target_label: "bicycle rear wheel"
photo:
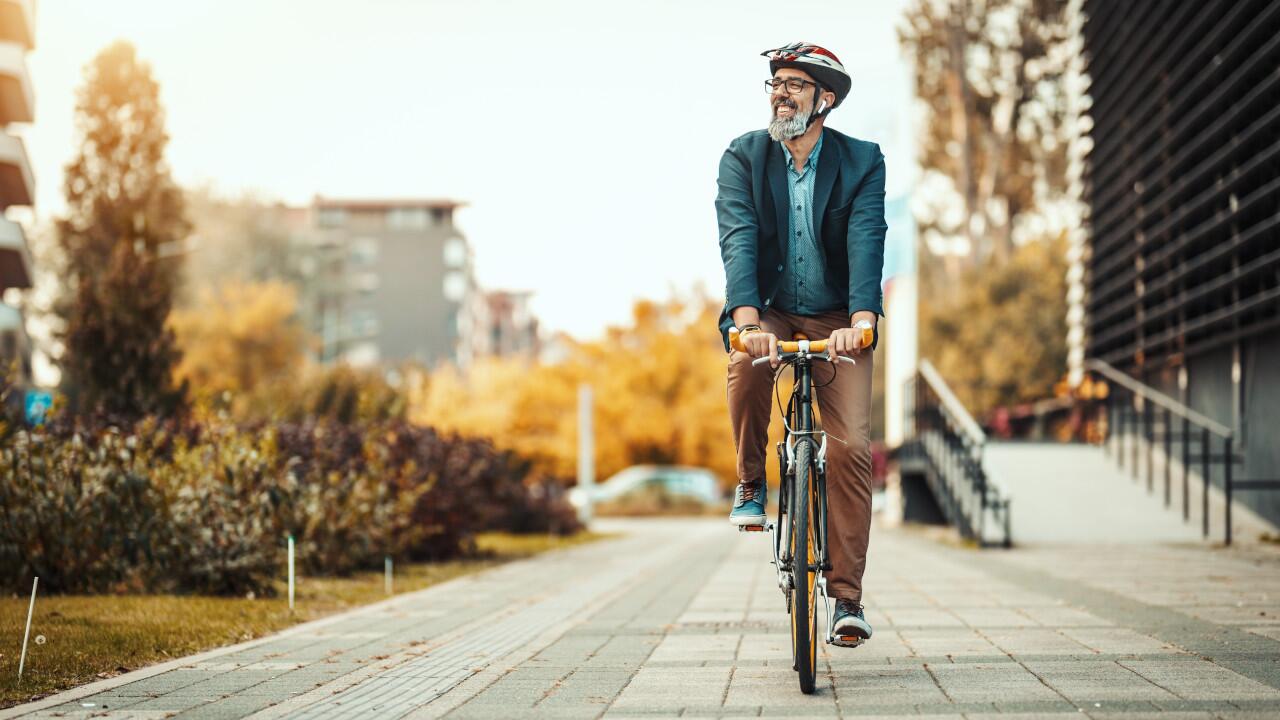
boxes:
[789,441,818,694]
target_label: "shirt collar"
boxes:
[781,131,823,176]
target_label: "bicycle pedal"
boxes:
[738,524,767,533]
[828,635,865,648]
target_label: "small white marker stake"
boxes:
[384,556,393,595]
[18,577,38,680]
[287,535,295,611]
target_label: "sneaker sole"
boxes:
[832,623,872,641]
[730,513,767,526]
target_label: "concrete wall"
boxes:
[371,227,459,366]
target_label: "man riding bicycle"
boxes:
[716,41,886,645]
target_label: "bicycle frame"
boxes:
[754,353,832,627]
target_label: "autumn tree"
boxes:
[900,0,1073,276]
[56,41,188,418]
[411,293,747,490]
[179,188,301,305]
[169,281,310,403]
[919,232,1068,416]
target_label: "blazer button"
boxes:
[764,299,771,306]
[776,264,784,271]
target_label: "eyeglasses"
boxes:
[765,77,820,95]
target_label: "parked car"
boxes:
[569,465,724,510]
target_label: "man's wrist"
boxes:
[850,310,877,323]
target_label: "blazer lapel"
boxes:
[766,141,790,258]
[812,129,840,240]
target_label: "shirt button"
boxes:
[796,231,801,237]
[796,205,802,210]
[798,257,804,262]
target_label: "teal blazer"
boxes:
[715,127,887,351]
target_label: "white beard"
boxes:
[768,101,813,142]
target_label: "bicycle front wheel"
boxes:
[789,441,818,694]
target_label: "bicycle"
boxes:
[728,324,873,694]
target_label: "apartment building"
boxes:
[0,0,34,383]
[293,197,476,368]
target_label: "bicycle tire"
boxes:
[790,441,817,694]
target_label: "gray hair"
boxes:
[768,98,814,142]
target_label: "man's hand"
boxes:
[828,311,877,359]
[741,329,780,368]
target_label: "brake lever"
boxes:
[752,352,800,368]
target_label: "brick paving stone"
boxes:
[1120,658,1280,701]
[1020,658,1178,702]
[925,661,1065,702]
[1059,627,1185,655]
[897,628,1001,657]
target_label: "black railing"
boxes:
[1087,358,1280,545]
[902,360,1012,548]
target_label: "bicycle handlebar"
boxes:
[729,326,873,357]
[752,353,856,367]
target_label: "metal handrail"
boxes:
[1085,358,1232,438]
[1084,359,1280,546]
[903,361,1012,547]
[919,360,987,449]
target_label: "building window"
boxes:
[318,208,347,228]
[350,309,379,337]
[343,341,379,367]
[349,237,378,267]
[387,208,430,230]
[443,237,467,268]
[353,271,380,294]
[443,271,468,302]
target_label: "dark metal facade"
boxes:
[1080,0,1280,369]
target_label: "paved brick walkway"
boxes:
[5,518,1280,719]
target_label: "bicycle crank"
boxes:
[816,575,865,648]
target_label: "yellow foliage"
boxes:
[410,294,784,490]
[169,281,311,401]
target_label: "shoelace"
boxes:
[733,481,761,506]
[837,601,864,617]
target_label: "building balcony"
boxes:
[0,130,32,209]
[0,0,33,50]
[0,216,30,291]
[0,40,32,124]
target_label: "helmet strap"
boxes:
[806,85,830,129]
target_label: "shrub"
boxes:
[0,424,171,593]
[0,414,579,595]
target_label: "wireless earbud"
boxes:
[818,100,828,113]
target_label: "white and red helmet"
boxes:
[762,42,852,109]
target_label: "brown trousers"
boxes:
[726,308,874,602]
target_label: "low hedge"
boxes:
[0,416,579,595]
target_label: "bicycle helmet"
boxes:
[762,42,852,111]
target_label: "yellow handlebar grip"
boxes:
[729,327,865,356]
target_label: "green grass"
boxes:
[0,531,608,709]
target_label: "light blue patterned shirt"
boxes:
[773,134,845,315]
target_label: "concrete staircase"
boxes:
[983,441,1205,545]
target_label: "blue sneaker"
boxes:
[729,479,767,525]
[831,599,872,647]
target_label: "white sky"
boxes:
[22,0,916,340]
